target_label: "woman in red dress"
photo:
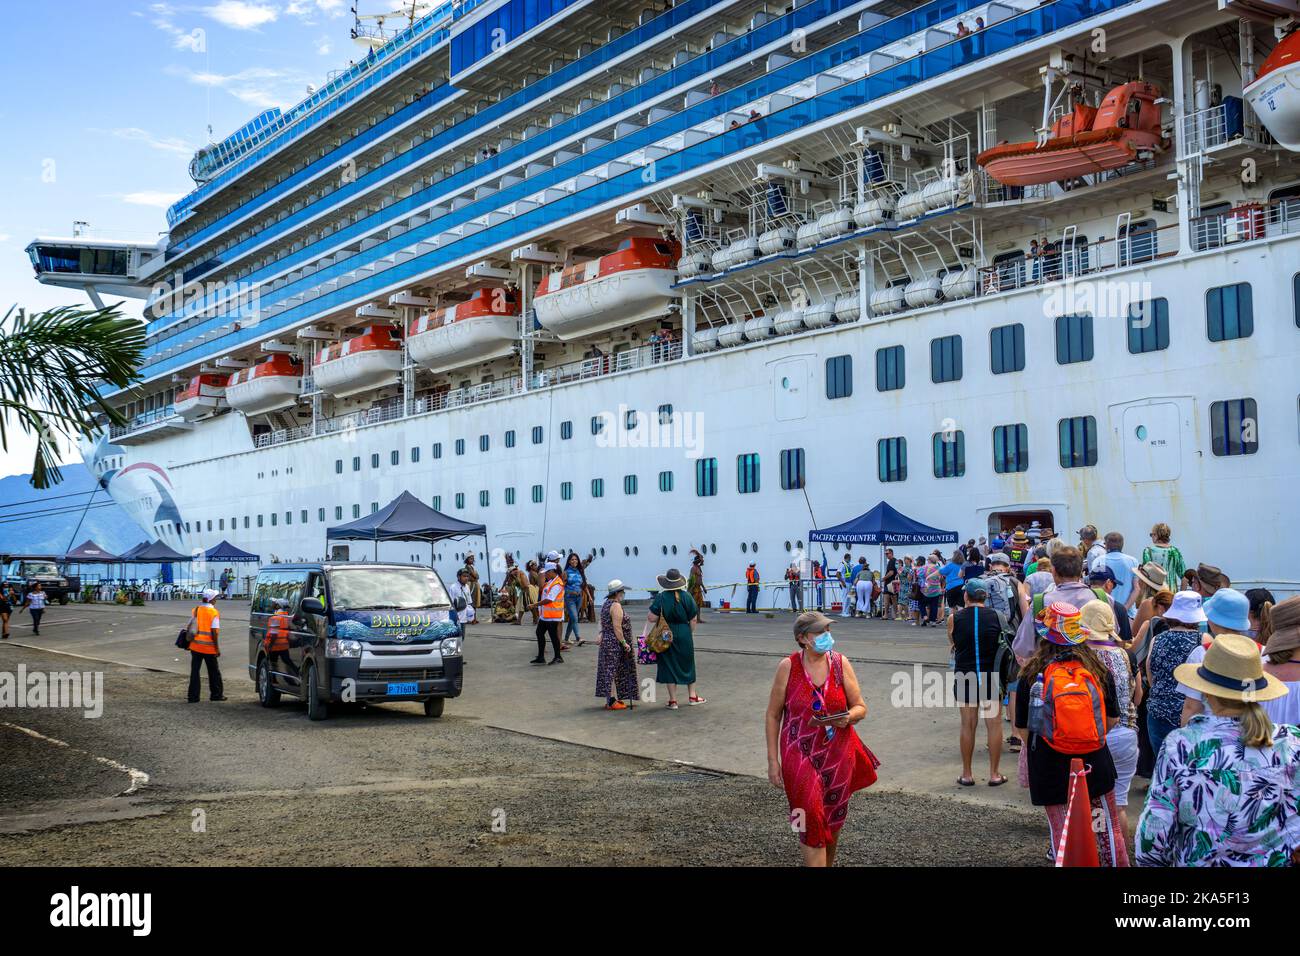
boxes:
[765,611,879,866]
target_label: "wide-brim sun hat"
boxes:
[1264,596,1300,657]
[1080,599,1118,639]
[1133,561,1168,591]
[1175,633,1288,703]
[1204,587,1251,633]
[657,568,687,591]
[1036,601,1089,646]
[606,579,626,596]
[1165,590,1207,625]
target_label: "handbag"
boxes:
[645,592,677,653]
[175,626,191,650]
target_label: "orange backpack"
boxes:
[1038,658,1106,754]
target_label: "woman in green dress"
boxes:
[643,569,704,710]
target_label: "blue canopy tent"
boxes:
[809,502,959,547]
[326,491,489,585]
[202,540,261,563]
[62,539,119,563]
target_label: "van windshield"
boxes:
[327,567,449,612]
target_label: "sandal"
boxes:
[957,776,975,787]
[688,696,707,705]
[1007,736,1023,753]
[988,774,1008,787]
[666,700,679,710]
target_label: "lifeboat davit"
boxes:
[407,288,520,374]
[976,82,1165,186]
[313,325,403,399]
[225,354,303,416]
[533,237,680,340]
[1244,30,1300,150]
[175,374,227,421]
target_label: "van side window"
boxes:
[253,575,276,614]
[302,573,325,613]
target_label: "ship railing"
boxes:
[530,340,684,389]
[976,222,1179,296]
[110,404,178,439]
[1179,102,1271,158]
[1190,197,1300,253]
[255,424,312,448]
[313,398,407,437]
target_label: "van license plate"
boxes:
[387,681,419,696]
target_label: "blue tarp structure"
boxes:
[327,491,486,543]
[202,540,261,563]
[808,501,958,546]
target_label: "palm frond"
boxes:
[0,302,145,488]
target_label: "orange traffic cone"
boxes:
[1055,757,1100,867]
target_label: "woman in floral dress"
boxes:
[1137,633,1299,866]
[595,580,638,710]
[765,611,879,867]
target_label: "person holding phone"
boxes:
[764,611,878,867]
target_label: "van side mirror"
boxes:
[301,597,326,616]
[453,596,467,612]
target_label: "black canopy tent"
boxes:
[326,491,490,586]
[61,539,120,563]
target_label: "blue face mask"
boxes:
[812,632,835,654]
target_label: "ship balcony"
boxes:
[1191,196,1300,253]
[108,406,194,444]
[1179,102,1275,161]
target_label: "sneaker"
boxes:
[548,656,564,665]
[211,696,228,702]
[530,656,546,665]
[604,701,628,711]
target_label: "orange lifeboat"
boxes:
[225,354,303,416]
[174,373,227,421]
[977,82,1166,186]
[407,287,520,373]
[1244,29,1300,150]
[533,236,679,340]
[312,325,403,399]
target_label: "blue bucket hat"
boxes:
[1203,587,1250,633]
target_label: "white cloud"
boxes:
[167,64,315,111]
[120,191,187,209]
[203,1,278,30]
[102,127,196,157]
[0,234,11,244]
[316,35,332,56]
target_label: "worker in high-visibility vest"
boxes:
[186,588,226,703]
[530,561,565,665]
[263,597,297,679]
[745,563,761,614]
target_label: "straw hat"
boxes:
[1080,600,1118,639]
[1174,633,1288,703]
[1133,561,1168,592]
[1264,596,1300,658]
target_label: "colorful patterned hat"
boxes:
[1036,601,1090,646]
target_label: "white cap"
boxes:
[545,550,561,562]
[544,561,558,571]
[606,579,626,595]
[202,588,219,601]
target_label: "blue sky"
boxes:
[0,0,384,479]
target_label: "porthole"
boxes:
[662,545,668,555]
[671,545,677,555]
[752,541,758,552]
[633,546,639,556]
[624,547,630,557]
[710,543,716,554]
[1135,424,1148,441]
[600,548,606,557]
[785,540,792,551]
[741,542,748,553]
[796,540,803,550]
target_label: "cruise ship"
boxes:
[25,0,1300,597]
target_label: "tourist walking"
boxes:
[1081,600,1141,835]
[1140,522,1185,586]
[764,611,879,866]
[1136,634,1299,866]
[1011,546,1101,659]
[881,549,899,620]
[0,585,12,640]
[940,550,964,623]
[1093,532,1140,613]
[21,583,48,636]
[1078,524,1106,569]
[1144,591,1206,760]
[1261,597,1300,727]
[595,580,638,710]
[920,555,944,626]
[854,560,872,619]
[562,551,589,648]
[1014,602,1129,866]
[948,579,1006,786]
[644,569,703,708]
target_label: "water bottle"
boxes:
[1028,673,1046,737]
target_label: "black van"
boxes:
[247,563,464,720]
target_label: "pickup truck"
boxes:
[2,558,77,605]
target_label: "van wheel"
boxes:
[256,658,280,708]
[305,663,328,721]
[58,595,69,606]
[423,697,445,718]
